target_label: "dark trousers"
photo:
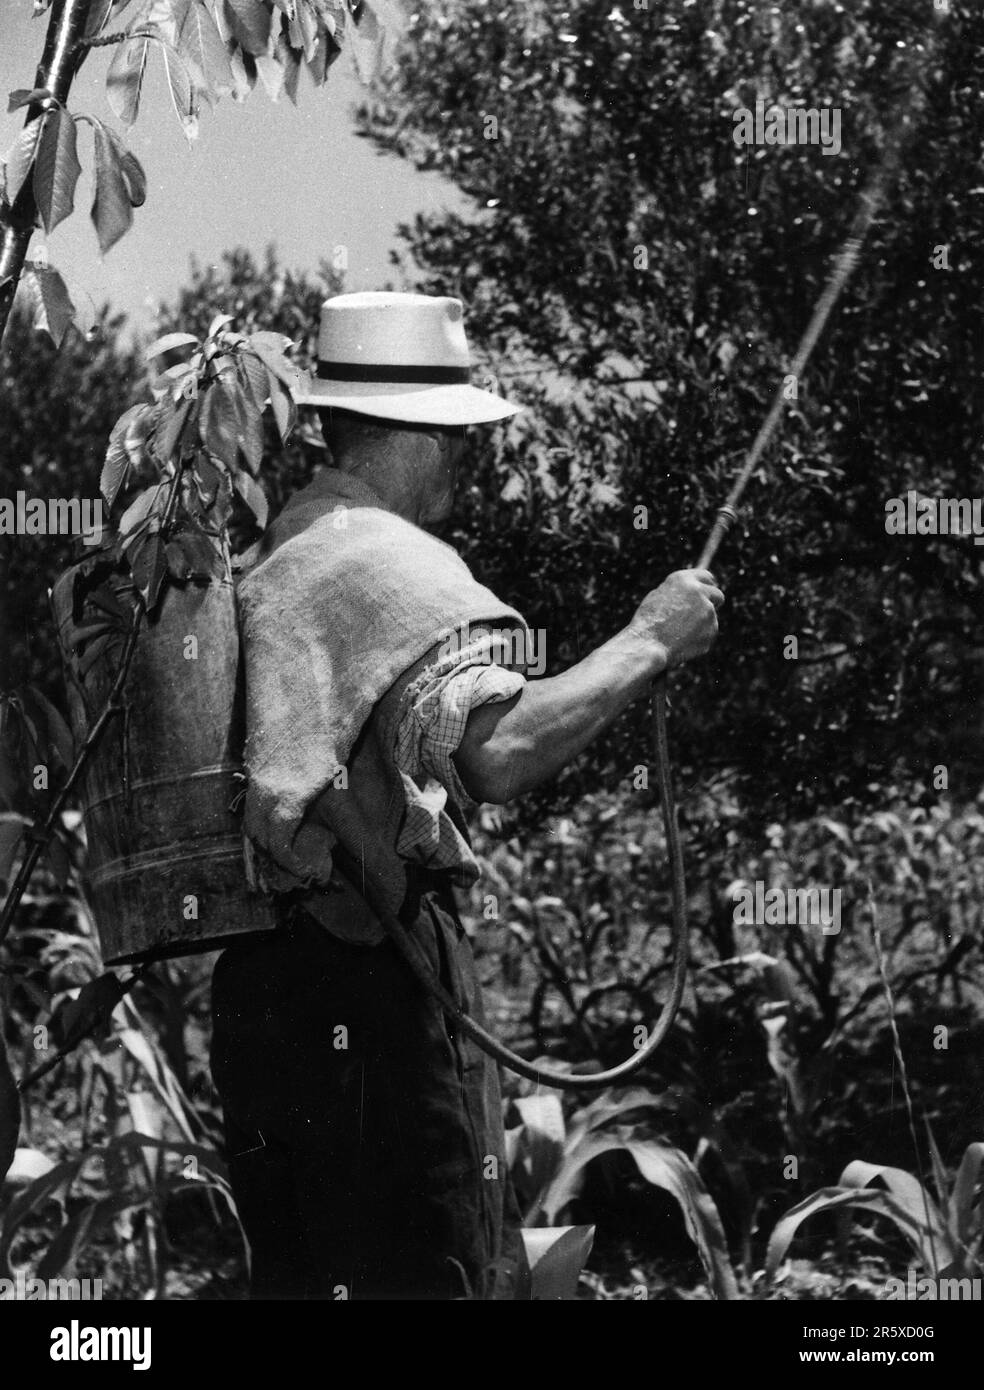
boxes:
[210,873,517,1300]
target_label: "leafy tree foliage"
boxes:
[1,0,394,344]
[153,245,342,516]
[0,306,141,698]
[356,0,984,815]
[0,247,337,708]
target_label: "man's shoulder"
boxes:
[240,502,464,597]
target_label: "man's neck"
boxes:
[333,450,425,526]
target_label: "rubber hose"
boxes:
[377,675,688,1091]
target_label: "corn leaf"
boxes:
[0,1154,85,1274]
[951,1143,984,1249]
[49,974,125,1054]
[520,1225,595,1301]
[4,1146,56,1187]
[840,1159,950,1256]
[767,1185,949,1280]
[625,1140,740,1300]
[0,812,30,881]
[0,1033,20,1185]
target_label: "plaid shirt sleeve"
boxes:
[393,632,526,874]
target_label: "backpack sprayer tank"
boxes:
[51,564,276,966]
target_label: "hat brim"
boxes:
[292,377,522,426]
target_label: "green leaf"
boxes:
[267,371,296,443]
[184,529,224,577]
[44,833,71,890]
[166,530,222,580]
[535,1131,621,1225]
[230,376,263,471]
[129,531,168,611]
[118,141,147,206]
[22,687,74,771]
[68,619,116,647]
[247,329,295,376]
[115,1028,196,1140]
[766,1186,949,1281]
[118,483,165,541]
[0,1034,22,1185]
[207,311,236,338]
[306,30,340,86]
[565,1087,672,1149]
[89,587,131,623]
[924,1121,951,1228]
[839,1159,949,1258]
[511,1094,566,1202]
[77,632,115,678]
[24,266,76,348]
[625,1141,739,1300]
[535,1131,738,1300]
[155,395,196,462]
[101,403,151,506]
[84,0,117,39]
[83,117,147,207]
[34,101,84,233]
[0,1155,86,1271]
[110,1130,231,1181]
[228,48,257,101]
[161,37,200,140]
[7,88,51,113]
[286,0,319,60]
[0,813,30,881]
[951,1143,984,1248]
[200,381,241,468]
[34,1193,137,1283]
[173,0,235,105]
[4,1147,56,1187]
[238,347,270,410]
[91,120,133,254]
[225,0,273,55]
[146,331,199,362]
[233,471,268,527]
[106,35,150,126]
[2,115,44,205]
[195,453,226,505]
[520,1226,594,1301]
[279,35,303,103]
[345,0,384,85]
[254,53,285,101]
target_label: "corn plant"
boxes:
[2,986,240,1297]
[504,1087,739,1300]
[767,889,983,1287]
[766,1143,984,1284]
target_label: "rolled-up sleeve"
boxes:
[393,634,527,872]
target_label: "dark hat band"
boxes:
[317,361,471,385]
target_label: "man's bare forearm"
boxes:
[453,627,668,804]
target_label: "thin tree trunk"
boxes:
[0,0,94,345]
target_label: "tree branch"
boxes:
[0,0,95,345]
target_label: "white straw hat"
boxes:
[293,291,521,425]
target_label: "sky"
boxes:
[1,0,465,336]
